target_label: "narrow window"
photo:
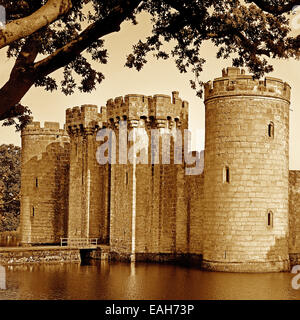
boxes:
[32,207,35,217]
[125,172,128,185]
[35,178,38,188]
[223,166,230,183]
[267,211,273,227]
[167,116,172,129]
[268,122,274,138]
[226,167,230,183]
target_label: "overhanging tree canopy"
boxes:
[0,0,299,129]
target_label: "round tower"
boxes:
[20,121,70,245]
[203,67,291,272]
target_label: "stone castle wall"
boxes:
[289,171,300,253]
[66,105,109,242]
[203,67,290,272]
[20,122,70,244]
[19,68,300,272]
[0,246,80,265]
[185,172,204,256]
[107,93,193,261]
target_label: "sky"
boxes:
[0,12,300,169]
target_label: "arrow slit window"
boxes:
[268,122,274,138]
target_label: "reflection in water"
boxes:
[0,261,299,300]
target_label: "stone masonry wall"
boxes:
[66,105,109,242]
[185,172,204,256]
[289,171,300,253]
[20,122,70,245]
[108,93,191,261]
[202,67,290,272]
[0,247,80,265]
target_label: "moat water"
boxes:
[0,260,300,300]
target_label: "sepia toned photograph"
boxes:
[1,0,300,307]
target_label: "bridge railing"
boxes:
[60,238,98,248]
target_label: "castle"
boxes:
[19,67,300,272]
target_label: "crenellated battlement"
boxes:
[66,104,105,134]
[21,120,68,137]
[64,92,189,132]
[106,91,188,125]
[204,67,291,103]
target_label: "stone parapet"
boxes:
[21,121,68,137]
[106,91,188,126]
[66,105,104,134]
[204,67,291,103]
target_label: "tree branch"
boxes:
[0,0,141,120]
[0,37,39,118]
[34,0,141,77]
[0,0,72,49]
[250,0,300,14]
